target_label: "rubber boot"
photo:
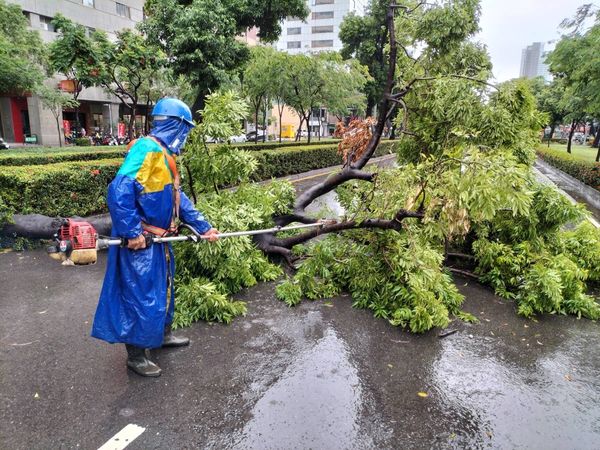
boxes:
[125,344,162,377]
[162,324,190,348]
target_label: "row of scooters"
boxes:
[64,132,132,146]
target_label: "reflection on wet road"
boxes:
[233,327,370,450]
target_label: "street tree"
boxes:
[48,14,101,132]
[318,52,371,121]
[0,0,45,95]
[339,0,389,116]
[529,77,568,147]
[37,85,79,147]
[243,46,275,144]
[281,54,325,143]
[547,4,600,151]
[94,29,165,138]
[142,0,308,118]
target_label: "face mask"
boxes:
[150,117,193,155]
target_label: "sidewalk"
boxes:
[534,158,600,227]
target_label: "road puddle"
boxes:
[233,328,369,450]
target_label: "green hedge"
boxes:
[252,140,397,180]
[0,140,340,165]
[0,148,127,166]
[236,138,340,151]
[537,148,600,191]
[0,141,398,217]
[0,159,122,216]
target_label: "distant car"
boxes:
[0,137,9,149]
[205,136,221,144]
[246,130,266,142]
[229,134,247,143]
[572,132,585,145]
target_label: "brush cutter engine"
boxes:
[47,219,99,265]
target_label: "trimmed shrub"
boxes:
[236,138,341,151]
[251,140,397,180]
[0,159,122,216]
[1,141,398,217]
[74,137,92,146]
[537,148,600,190]
[0,148,126,166]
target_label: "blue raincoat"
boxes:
[91,137,211,348]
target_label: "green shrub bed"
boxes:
[237,138,340,151]
[0,140,343,165]
[0,159,122,216]
[252,140,397,180]
[537,147,600,190]
[0,148,127,166]
[0,141,398,217]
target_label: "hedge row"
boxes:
[0,159,122,217]
[0,148,127,166]
[251,140,397,180]
[0,141,398,217]
[0,140,341,166]
[237,138,340,151]
[537,148,600,191]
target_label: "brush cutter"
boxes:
[46,218,333,265]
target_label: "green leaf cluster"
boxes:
[473,184,600,320]
[0,0,45,95]
[276,232,464,333]
[172,181,295,327]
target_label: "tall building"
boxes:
[519,42,550,80]
[275,0,361,54]
[1,0,144,145]
[272,0,363,138]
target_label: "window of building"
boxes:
[22,11,31,26]
[116,2,130,18]
[312,40,334,48]
[85,26,96,37]
[315,0,334,4]
[287,27,301,35]
[92,113,103,128]
[287,41,302,49]
[312,11,334,20]
[82,0,95,6]
[39,15,55,32]
[312,25,334,34]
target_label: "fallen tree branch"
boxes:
[274,209,425,249]
[447,267,480,280]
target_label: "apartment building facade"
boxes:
[275,0,360,54]
[1,0,144,145]
[272,0,361,138]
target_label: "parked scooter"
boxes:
[0,137,9,149]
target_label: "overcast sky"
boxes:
[477,0,586,81]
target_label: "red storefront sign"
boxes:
[63,120,71,137]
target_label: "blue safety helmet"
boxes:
[151,98,195,127]
[150,98,195,155]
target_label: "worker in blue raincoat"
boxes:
[91,98,219,377]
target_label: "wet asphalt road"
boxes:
[2,250,600,449]
[2,158,600,449]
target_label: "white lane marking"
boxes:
[98,424,145,450]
